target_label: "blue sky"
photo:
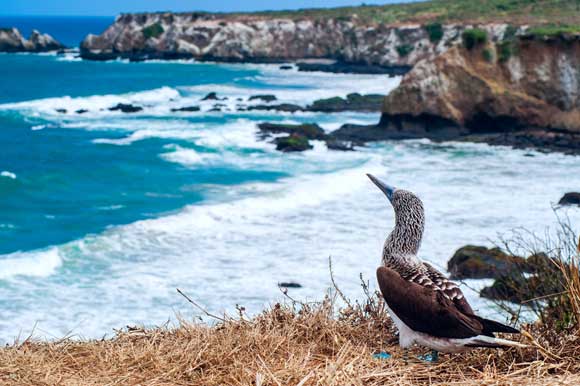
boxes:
[2,0,409,17]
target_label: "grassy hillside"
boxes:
[243,0,580,25]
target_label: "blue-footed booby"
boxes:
[367,174,525,360]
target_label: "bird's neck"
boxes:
[383,210,424,266]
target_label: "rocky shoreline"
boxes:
[4,12,580,155]
[0,27,64,52]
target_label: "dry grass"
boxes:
[2,287,580,386]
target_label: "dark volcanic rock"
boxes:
[248,103,304,113]
[558,192,580,206]
[297,61,411,75]
[447,245,526,280]
[171,106,201,112]
[329,124,391,143]
[278,282,302,288]
[479,250,562,304]
[258,122,325,140]
[249,94,277,102]
[307,93,384,113]
[279,65,293,70]
[201,92,222,101]
[480,275,529,303]
[481,272,563,304]
[326,139,355,151]
[275,134,312,152]
[109,103,143,113]
[75,109,88,114]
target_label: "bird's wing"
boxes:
[422,261,474,315]
[377,266,484,339]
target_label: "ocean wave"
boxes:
[0,62,396,124]
[0,171,16,179]
[93,128,199,146]
[0,86,180,116]
[160,145,216,166]
[1,142,580,341]
[0,248,62,279]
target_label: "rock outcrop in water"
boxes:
[378,33,580,152]
[0,28,64,52]
[80,13,512,72]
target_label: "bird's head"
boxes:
[367,173,425,257]
[366,174,424,216]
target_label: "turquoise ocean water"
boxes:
[0,48,579,342]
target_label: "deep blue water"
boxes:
[0,56,287,254]
[0,15,113,47]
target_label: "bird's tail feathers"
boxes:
[475,316,520,335]
[465,335,528,349]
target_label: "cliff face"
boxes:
[375,34,580,152]
[380,35,580,131]
[80,13,513,67]
[0,28,64,52]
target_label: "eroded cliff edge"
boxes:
[376,33,580,153]
[80,12,514,71]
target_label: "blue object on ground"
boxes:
[418,350,439,363]
[372,352,392,360]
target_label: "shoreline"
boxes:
[1,50,579,156]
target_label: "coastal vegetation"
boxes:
[424,22,444,43]
[527,24,580,37]
[142,22,164,39]
[246,0,580,25]
[462,28,488,50]
[395,44,414,57]
[496,40,514,62]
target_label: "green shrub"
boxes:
[142,23,164,39]
[462,28,488,50]
[424,22,444,43]
[503,24,518,40]
[482,48,494,62]
[527,24,580,37]
[497,41,513,62]
[396,44,414,57]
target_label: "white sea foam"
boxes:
[0,86,180,117]
[0,248,62,279]
[160,145,215,166]
[0,171,16,179]
[1,142,580,342]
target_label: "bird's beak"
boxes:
[367,174,396,202]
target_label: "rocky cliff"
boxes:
[377,33,580,151]
[0,28,64,52]
[80,13,515,70]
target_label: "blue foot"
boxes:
[372,351,392,360]
[417,350,439,363]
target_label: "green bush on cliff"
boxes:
[396,44,414,57]
[496,41,513,62]
[142,23,164,39]
[527,24,580,38]
[462,28,488,50]
[424,22,444,43]
[503,24,518,40]
[482,48,494,62]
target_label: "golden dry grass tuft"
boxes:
[2,288,580,386]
